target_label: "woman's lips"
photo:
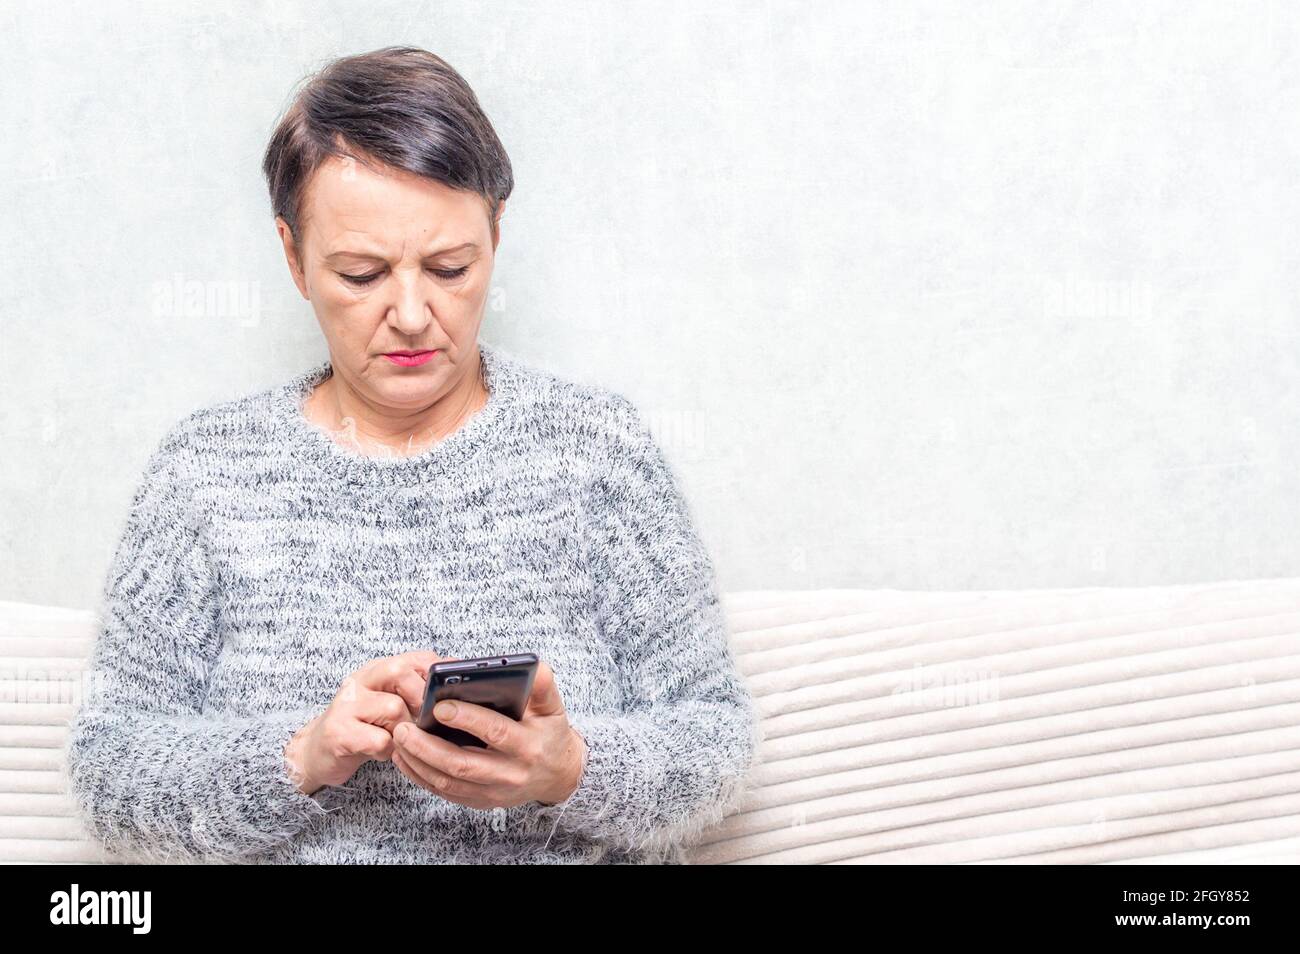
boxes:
[383,350,438,367]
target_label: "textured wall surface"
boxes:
[1,1,1296,609]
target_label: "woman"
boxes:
[63,46,760,865]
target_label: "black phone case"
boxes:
[415,653,539,748]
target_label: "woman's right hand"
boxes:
[284,651,446,796]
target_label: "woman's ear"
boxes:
[275,216,310,300]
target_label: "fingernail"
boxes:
[395,723,409,742]
[436,701,457,721]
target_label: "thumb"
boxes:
[526,660,567,717]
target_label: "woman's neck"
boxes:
[304,354,490,457]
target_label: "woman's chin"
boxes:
[366,372,448,408]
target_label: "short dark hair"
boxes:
[261,46,514,241]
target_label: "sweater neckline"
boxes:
[269,341,520,488]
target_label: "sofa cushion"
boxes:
[687,579,1300,863]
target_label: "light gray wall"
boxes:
[2,1,1297,610]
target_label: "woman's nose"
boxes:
[386,272,434,335]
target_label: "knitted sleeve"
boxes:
[61,421,357,863]
[529,395,762,858]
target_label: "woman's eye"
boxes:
[339,271,382,286]
[337,266,467,286]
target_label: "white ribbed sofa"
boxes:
[4,577,1299,864]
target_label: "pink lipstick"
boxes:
[383,350,438,367]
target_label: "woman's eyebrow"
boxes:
[324,242,478,261]
[423,241,478,256]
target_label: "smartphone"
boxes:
[416,653,539,748]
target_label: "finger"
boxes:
[349,719,396,762]
[355,652,449,695]
[524,660,566,718]
[431,699,526,755]
[392,748,494,805]
[398,650,453,672]
[391,652,456,717]
[348,688,412,733]
[390,668,432,718]
[394,749,501,810]
[392,722,513,786]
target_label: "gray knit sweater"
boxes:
[62,341,761,864]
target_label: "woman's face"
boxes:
[276,154,503,411]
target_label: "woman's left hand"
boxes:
[390,659,587,810]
